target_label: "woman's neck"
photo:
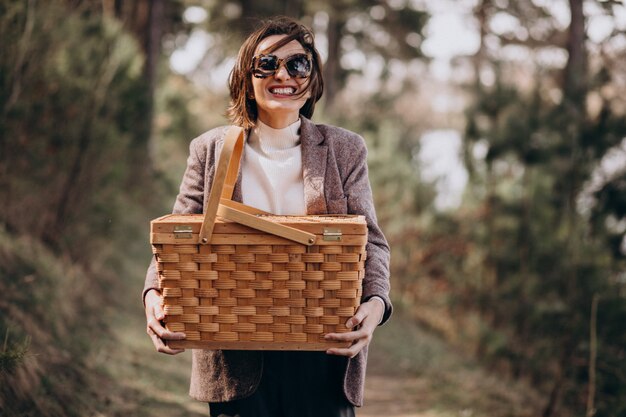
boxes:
[256,111,300,129]
[250,118,301,151]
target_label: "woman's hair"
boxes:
[227,16,324,129]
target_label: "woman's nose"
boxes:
[274,64,291,80]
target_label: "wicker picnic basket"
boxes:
[150,126,367,350]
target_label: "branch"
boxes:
[3,0,36,117]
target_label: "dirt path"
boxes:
[360,374,442,417]
[104,310,432,417]
[102,303,543,417]
[358,314,546,417]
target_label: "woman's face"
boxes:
[251,35,311,128]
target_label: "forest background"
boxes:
[1,0,625,416]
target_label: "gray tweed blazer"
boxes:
[143,116,392,407]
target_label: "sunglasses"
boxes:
[252,53,313,79]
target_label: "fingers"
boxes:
[344,310,365,329]
[324,327,371,345]
[147,326,186,355]
[324,327,373,358]
[145,290,164,319]
[325,327,370,358]
[145,292,186,355]
[146,318,186,355]
[147,318,186,341]
[344,299,383,330]
[153,302,165,321]
[326,337,369,358]
[324,302,382,358]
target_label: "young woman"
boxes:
[143,16,392,417]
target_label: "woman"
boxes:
[143,16,392,417]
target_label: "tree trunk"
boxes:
[564,0,586,105]
[324,11,342,110]
[542,373,564,417]
[473,0,490,91]
[141,0,163,153]
[110,0,164,171]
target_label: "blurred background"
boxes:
[1,0,626,416]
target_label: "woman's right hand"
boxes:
[145,289,186,355]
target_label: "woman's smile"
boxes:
[268,86,297,96]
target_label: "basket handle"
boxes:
[199,126,243,244]
[199,126,316,246]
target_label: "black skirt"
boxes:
[209,350,355,417]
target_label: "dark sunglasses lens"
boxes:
[285,55,311,78]
[252,54,312,78]
[256,55,279,72]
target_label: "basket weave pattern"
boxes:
[150,127,367,350]
[153,240,365,349]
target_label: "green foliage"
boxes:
[0,1,175,414]
[0,330,30,375]
[458,36,626,417]
[0,0,148,259]
[319,87,437,298]
[0,225,103,416]
[150,73,210,195]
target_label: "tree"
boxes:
[0,1,184,414]
[0,0,149,256]
[459,1,626,415]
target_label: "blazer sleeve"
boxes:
[341,135,393,325]
[142,136,208,304]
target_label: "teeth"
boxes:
[270,87,295,95]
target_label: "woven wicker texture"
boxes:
[150,128,367,350]
[152,238,365,350]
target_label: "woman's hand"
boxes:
[145,289,186,355]
[324,298,385,358]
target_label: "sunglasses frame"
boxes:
[251,52,313,79]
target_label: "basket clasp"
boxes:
[173,225,193,239]
[323,228,342,242]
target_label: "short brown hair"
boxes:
[227,17,324,129]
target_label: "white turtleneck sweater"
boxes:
[242,118,306,215]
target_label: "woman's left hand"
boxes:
[324,298,385,358]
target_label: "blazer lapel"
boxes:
[231,130,246,204]
[300,118,328,214]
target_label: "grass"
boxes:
[0,330,30,375]
[0,226,106,416]
[90,232,208,417]
[362,305,546,417]
[91,309,207,417]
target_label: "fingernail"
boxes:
[345,320,353,329]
